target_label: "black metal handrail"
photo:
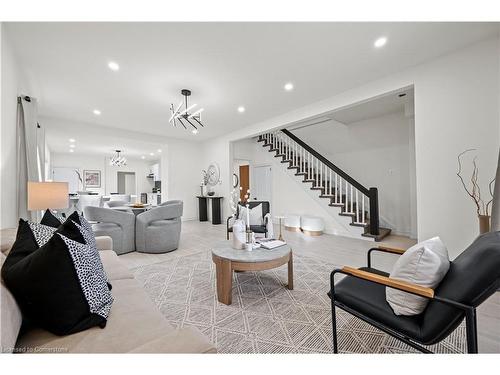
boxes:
[279,129,380,236]
[281,129,369,195]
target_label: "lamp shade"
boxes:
[27,182,69,210]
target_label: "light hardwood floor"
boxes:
[120,220,500,353]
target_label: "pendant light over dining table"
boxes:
[109,150,127,167]
[169,89,205,132]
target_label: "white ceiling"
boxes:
[43,116,165,160]
[6,22,499,145]
[330,87,414,124]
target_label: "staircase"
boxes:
[257,129,391,241]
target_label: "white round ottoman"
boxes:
[284,214,301,232]
[300,215,324,236]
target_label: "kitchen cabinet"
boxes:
[150,163,161,182]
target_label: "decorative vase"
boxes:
[201,185,208,196]
[478,215,491,234]
[232,219,246,250]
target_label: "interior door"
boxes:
[239,165,249,201]
[252,165,272,202]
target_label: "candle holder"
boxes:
[245,227,253,251]
[275,215,285,241]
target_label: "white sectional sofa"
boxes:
[0,229,216,353]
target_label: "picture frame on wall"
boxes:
[84,170,101,188]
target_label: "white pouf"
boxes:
[300,215,324,236]
[284,214,301,232]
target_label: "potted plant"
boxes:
[457,149,496,234]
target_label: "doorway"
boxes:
[252,165,272,202]
[239,165,249,201]
[117,172,136,195]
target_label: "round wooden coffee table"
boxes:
[211,241,293,305]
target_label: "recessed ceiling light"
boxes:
[192,129,198,134]
[69,144,76,148]
[284,82,294,91]
[149,152,154,156]
[108,61,120,71]
[374,37,387,48]
[141,155,145,159]
[157,149,162,153]
[237,106,245,113]
[93,109,101,115]
[69,138,76,143]
[69,149,74,153]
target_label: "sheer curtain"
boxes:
[491,150,500,231]
[17,96,43,221]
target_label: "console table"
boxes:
[197,196,223,224]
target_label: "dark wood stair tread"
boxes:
[350,222,369,228]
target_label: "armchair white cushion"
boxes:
[386,237,450,316]
[238,204,263,226]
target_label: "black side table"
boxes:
[197,196,223,225]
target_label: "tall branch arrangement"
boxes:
[457,149,495,216]
[75,170,83,188]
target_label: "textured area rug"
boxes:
[131,250,466,353]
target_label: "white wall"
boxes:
[0,24,38,229]
[201,139,232,220]
[293,112,416,237]
[161,140,204,221]
[201,36,500,259]
[50,152,154,198]
[412,39,498,258]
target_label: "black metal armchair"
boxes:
[226,201,270,240]
[329,231,500,353]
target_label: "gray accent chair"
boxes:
[135,201,183,254]
[77,195,102,213]
[105,200,130,209]
[83,206,136,255]
[159,200,182,207]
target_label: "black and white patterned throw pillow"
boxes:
[2,222,114,335]
[28,222,57,247]
[59,234,113,319]
[75,213,97,249]
[41,209,67,228]
[27,211,86,248]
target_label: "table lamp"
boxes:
[28,182,69,215]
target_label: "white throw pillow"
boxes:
[238,204,263,226]
[386,237,450,316]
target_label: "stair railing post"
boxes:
[368,187,380,236]
[315,158,318,186]
[286,136,289,160]
[307,152,312,180]
[302,147,304,173]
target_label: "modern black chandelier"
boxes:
[169,89,204,132]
